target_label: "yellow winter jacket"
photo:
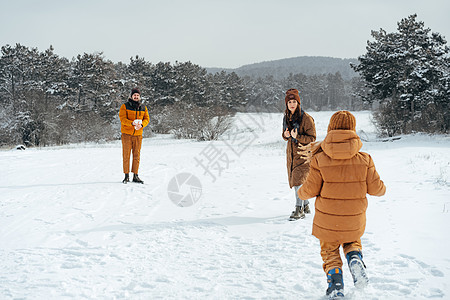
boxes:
[119,99,150,136]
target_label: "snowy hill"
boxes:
[206,56,358,80]
[1,111,449,299]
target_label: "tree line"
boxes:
[0,44,361,147]
[0,46,247,146]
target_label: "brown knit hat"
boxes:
[327,110,356,132]
[285,88,301,105]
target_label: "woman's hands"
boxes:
[284,128,298,139]
[291,128,298,139]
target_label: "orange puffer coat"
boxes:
[297,130,386,243]
[119,99,150,136]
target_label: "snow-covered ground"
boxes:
[1,111,449,299]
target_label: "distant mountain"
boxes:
[206,56,359,80]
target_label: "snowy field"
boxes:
[1,111,449,299]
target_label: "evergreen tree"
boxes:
[67,52,121,142]
[127,55,153,100]
[37,46,71,105]
[69,52,116,110]
[173,61,209,106]
[245,75,284,111]
[325,72,346,110]
[0,44,33,106]
[0,44,55,145]
[352,14,450,135]
[307,74,327,110]
[150,61,177,106]
[208,71,246,110]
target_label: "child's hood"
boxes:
[321,130,363,160]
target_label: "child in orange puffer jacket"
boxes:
[297,111,386,298]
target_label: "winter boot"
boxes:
[132,174,144,184]
[289,205,305,220]
[326,268,344,299]
[346,251,369,288]
[303,203,311,214]
[122,173,130,184]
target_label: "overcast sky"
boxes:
[1,0,449,68]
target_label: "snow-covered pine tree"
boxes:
[306,74,328,110]
[326,72,346,110]
[0,44,26,145]
[69,52,115,108]
[0,44,56,146]
[207,71,246,110]
[352,14,450,135]
[244,74,284,112]
[68,52,119,142]
[127,55,154,101]
[150,61,178,107]
[0,44,32,106]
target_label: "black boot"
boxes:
[326,268,344,298]
[133,174,144,184]
[122,173,129,184]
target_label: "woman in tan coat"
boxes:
[282,88,316,220]
[297,111,386,298]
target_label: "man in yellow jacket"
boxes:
[119,88,150,184]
